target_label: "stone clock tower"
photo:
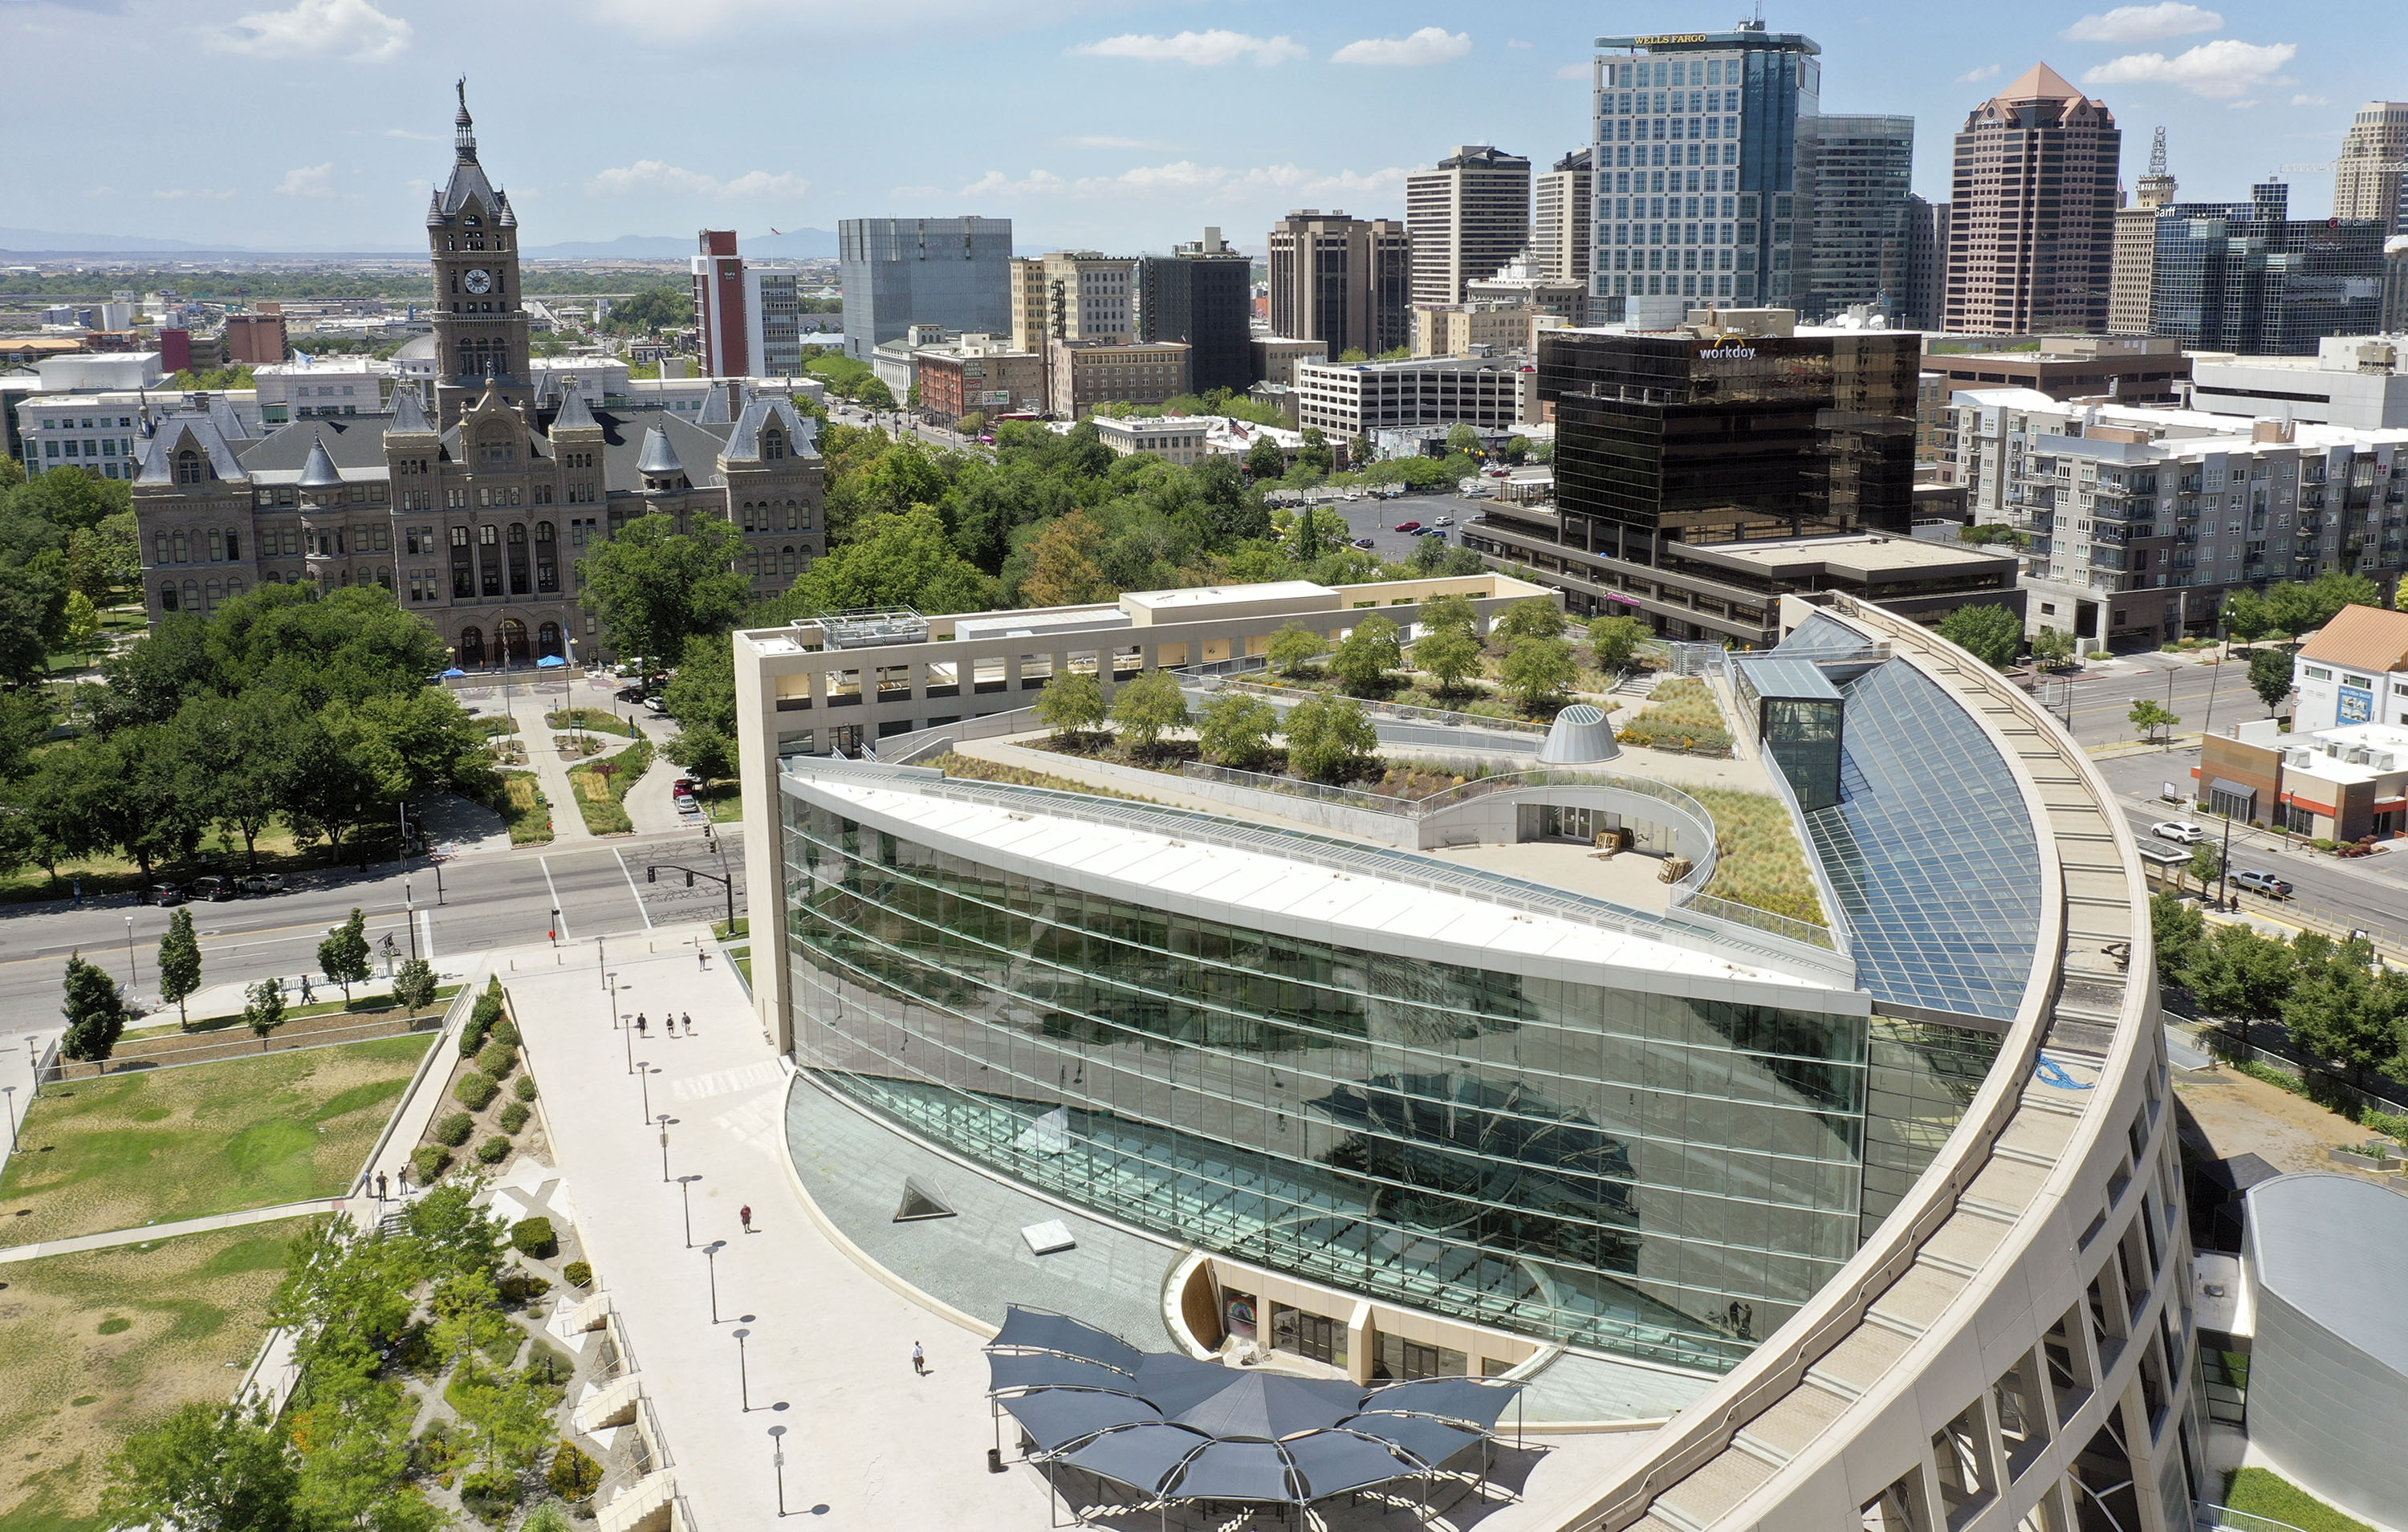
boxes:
[428,81,532,427]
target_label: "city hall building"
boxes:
[125,90,824,663]
[734,573,2196,1530]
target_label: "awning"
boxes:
[2207,778,2257,803]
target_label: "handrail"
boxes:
[2195,1506,2315,1532]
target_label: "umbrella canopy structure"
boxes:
[986,1306,1521,1514]
[535,653,567,668]
[440,667,468,678]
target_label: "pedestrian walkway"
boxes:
[498,690,596,844]
[0,1196,348,1266]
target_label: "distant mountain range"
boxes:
[0,226,226,254]
[524,230,839,260]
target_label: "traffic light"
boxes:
[645,866,657,883]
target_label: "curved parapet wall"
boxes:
[1538,593,2195,1532]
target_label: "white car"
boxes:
[2149,820,2205,844]
[1434,515,1455,527]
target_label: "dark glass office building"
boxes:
[2151,183,2388,356]
[1474,324,1918,640]
[1139,238,1255,395]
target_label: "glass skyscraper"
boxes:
[1589,22,1820,327]
[2150,182,2389,356]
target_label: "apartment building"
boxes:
[1405,145,1532,307]
[1047,339,1190,419]
[1009,251,1140,358]
[1958,389,2408,645]
[1531,148,1593,295]
[1409,303,1535,358]
[1590,26,1819,327]
[1945,63,2121,335]
[1265,210,1411,359]
[1251,336,1328,386]
[1291,356,1525,437]
[691,230,811,379]
[911,334,1046,424]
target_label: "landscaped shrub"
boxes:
[562,1260,593,1288]
[476,1041,518,1079]
[475,1135,510,1164]
[523,1502,576,1532]
[491,1014,522,1048]
[548,1441,603,1502]
[413,1144,452,1181]
[433,1111,474,1148]
[513,1075,538,1102]
[454,1071,499,1111]
[459,1465,519,1525]
[498,1270,553,1304]
[498,1101,530,1134]
[462,994,500,1057]
[510,1216,558,1257]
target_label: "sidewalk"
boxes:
[497,689,596,845]
[502,929,1063,1531]
[0,1197,348,1267]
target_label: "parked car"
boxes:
[1394,520,1423,533]
[1434,515,1455,527]
[673,778,697,798]
[2232,870,2295,898]
[643,696,668,714]
[617,685,649,703]
[1352,537,1376,550]
[2149,821,2205,844]
[239,873,288,896]
[149,883,187,907]
[190,875,237,901]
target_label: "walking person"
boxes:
[912,1341,925,1375]
[683,1012,694,1036]
[376,1171,389,1201]
[740,1204,753,1233]
[636,1013,648,1038]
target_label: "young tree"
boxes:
[1586,614,1649,673]
[2219,587,2272,649]
[1491,598,1567,647]
[2150,892,2205,986]
[1500,636,1580,713]
[60,952,126,1065]
[1413,624,1485,697]
[2029,625,2077,669]
[791,506,993,616]
[2189,839,2225,894]
[1296,426,1333,475]
[99,1400,300,1532]
[1108,668,1190,756]
[1033,670,1107,744]
[1417,591,1479,636]
[2183,921,2292,1049]
[63,589,100,664]
[1283,695,1378,782]
[393,957,438,1019]
[1329,615,1403,694]
[1243,435,1286,478]
[2247,647,2295,717]
[157,906,202,1030]
[317,908,372,1005]
[1937,603,2023,670]
[1197,693,1280,771]
[2284,937,2404,1088]
[244,976,287,1050]
[1445,423,1483,456]
[2127,699,2179,746]
[1266,623,1324,677]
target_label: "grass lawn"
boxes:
[0,816,413,905]
[547,706,638,738]
[0,1034,433,1245]
[567,733,653,835]
[497,770,554,846]
[123,983,462,1042]
[0,1224,299,1532]
[699,781,742,823]
[2221,1469,2373,1532]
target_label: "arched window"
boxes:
[172,531,189,563]
[763,428,785,461]
[746,550,761,577]
[205,579,223,610]
[225,529,241,561]
[161,583,180,612]
[783,546,797,577]
[787,500,799,530]
[182,579,200,611]
[497,618,528,665]
[263,571,281,583]
[506,522,526,544]
[208,529,224,561]
[458,626,485,666]
[537,621,563,658]
[177,449,201,485]
[739,502,753,531]
[534,521,554,544]
[226,577,244,599]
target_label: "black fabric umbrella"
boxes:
[1342,1412,1481,1470]
[1357,1376,1520,1432]
[988,1352,1144,1396]
[1283,1429,1421,1499]
[1000,1387,1163,1453]
[990,1306,1149,1374]
[1056,1423,1214,1492]
[1169,1440,1299,1502]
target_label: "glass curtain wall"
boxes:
[781,790,1880,1372]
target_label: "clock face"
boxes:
[464,268,493,295]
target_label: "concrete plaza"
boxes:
[500,926,1666,1532]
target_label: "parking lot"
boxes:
[1313,490,1498,562]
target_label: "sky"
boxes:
[1,0,2398,254]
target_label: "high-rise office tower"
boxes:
[1265,210,1413,358]
[1944,63,2121,335]
[1796,114,1915,323]
[1902,197,1948,331]
[692,230,810,379]
[2151,181,2387,355]
[1590,22,1820,328]
[2386,236,2408,334]
[1137,228,1254,394]
[1405,146,1533,307]
[1007,251,1139,356]
[836,217,1014,362]
[1531,149,1595,292]
[2109,128,2178,335]
[2333,102,2408,235]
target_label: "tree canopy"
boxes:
[576,513,750,673]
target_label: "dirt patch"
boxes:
[2175,1064,2398,1178]
[0,1225,299,1526]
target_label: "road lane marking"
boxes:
[613,848,655,930]
[539,856,570,941]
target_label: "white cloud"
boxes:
[384,126,441,142]
[1554,62,1588,80]
[2083,39,2296,99]
[2060,3,2222,42]
[277,163,336,198]
[1070,29,1304,66]
[953,161,1408,205]
[585,161,811,199]
[209,0,409,61]
[1331,26,1470,67]
[1954,63,2001,84]
[2292,93,2329,106]
[150,188,238,201]
[1506,39,1531,49]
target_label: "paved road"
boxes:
[2027,653,2273,746]
[0,826,742,1040]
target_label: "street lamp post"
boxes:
[734,1326,752,1411]
[2,1084,18,1148]
[623,1010,635,1075]
[405,880,420,963]
[123,914,136,993]
[703,1239,726,1323]
[636,1062,653,1123]
[656,1112,672,1183]
[677,1174,702,1247]
[769,1424,788,1516]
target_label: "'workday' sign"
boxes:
[1698,344,1758,360]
